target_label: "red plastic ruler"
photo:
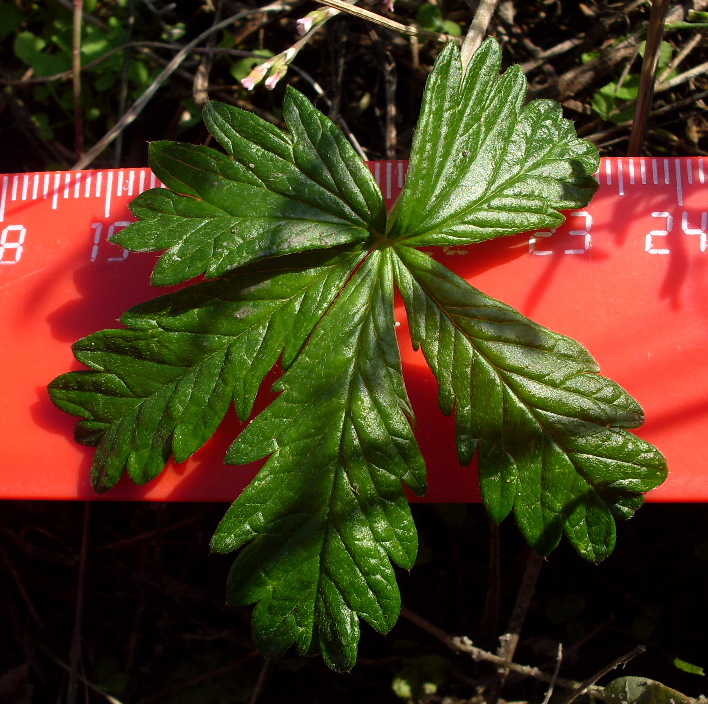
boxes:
[1,158,706,502]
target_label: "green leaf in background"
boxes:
[211,250,425,671]
[113,89,385,285]
[416,4,462,37]
[49,36,667,669]
[230,49,274,81]
[0,2,23,42]
[591,41,674,124]
[13,30,71,77]
[592,75,642,124]
[673,658,705,676]
[387,40,598,245]
[603,677,695,704]
[392,653,451,700]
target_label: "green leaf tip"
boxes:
[212,250,425,672]
[48,250,365,492]
[388,37,600,245]
[114,90,385,286]
[48,34,667,672]
[393,246,666,561]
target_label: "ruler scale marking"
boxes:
[105,171,113,218]
[0,159,706,502]
[675,160,683,206]
[0,176,8,223]
[51,173,60,210]
[0,161,704,254]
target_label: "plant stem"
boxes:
[66,502,90,704]
[560,645,646,704]
[488,547,544,704]
[479,520,501,647]
[627,0,672,155]
[460,0,500,71]
[114,0,136,167]
[72,0,84,157]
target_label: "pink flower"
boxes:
[265,66,287,90]
[296,8,337,34]
[296,17,313,35]
[240,61,271,90]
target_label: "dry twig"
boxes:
[541,643,564,704]
[560,645,646,704]
[45,649,125,704]
[369,27,398,159]
[657,60,708,91]
[66,503,91,704]
[453,635,597,693]
[315,0,457,43]
[658,31,704,83]
[488,548,544,704]
[400,605,601,696]
[248,658,272,704]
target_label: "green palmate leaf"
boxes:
[387,39,599,245]
[211,249,426,672]
[48,35,668,671]
[392,246,667,560]
[112,87,385,285]
[48,250,364,491]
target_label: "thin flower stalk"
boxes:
[242,9,340,90]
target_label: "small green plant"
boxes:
[48,38,667,671]
[10,2,159,141]
[416,3,462,38]
[589,40,675,124]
